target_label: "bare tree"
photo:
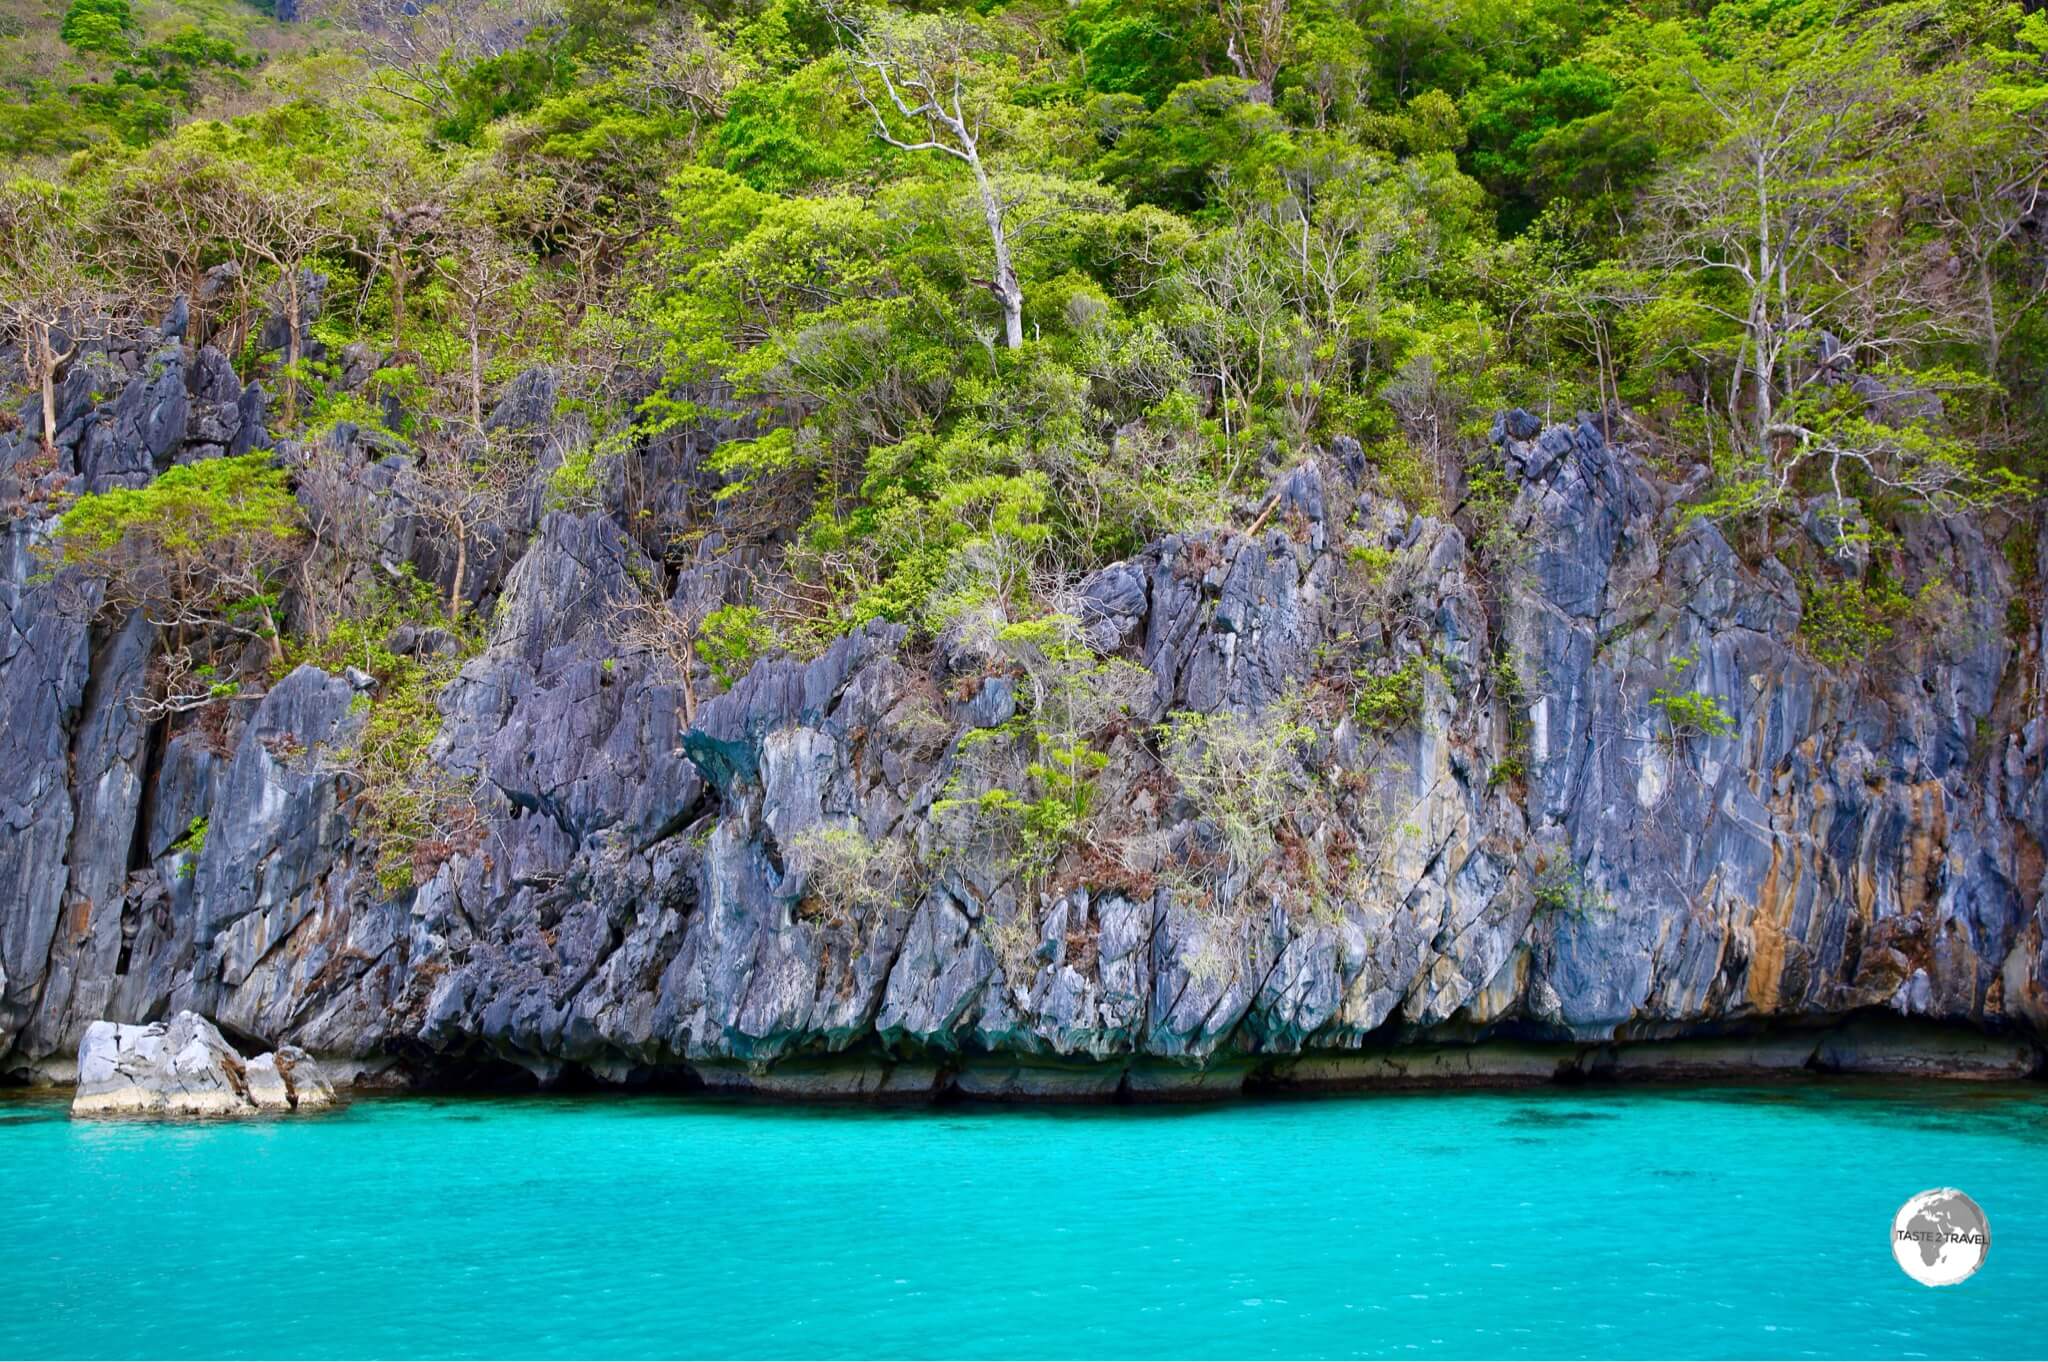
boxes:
[630,11,735,133]
[1641,43,1967,512]
[1217,0,1289,102]
[432,229,529,432]
[1645,67,1858,455]
[611,590,705,725]
[1922,83,2048,379]
[131,650,251,721]
[407,424,530,618]
[343,0,555,120]
[1181,227,1280,485]
[285,430,391,642]
[514,176,624,325]
[1379,350,1462,510]
[100,150,234,337]
[394,200,441,360]
[211,179,352,428]
[371,198,446,362]
[1246,156,1435,440]
[0,183,122,462]
[835,9,1025,350]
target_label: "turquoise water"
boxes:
[4,1081,2047,1359]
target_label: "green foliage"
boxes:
[788,822,913,926]
[2005,532,2040,639]
[18,0,263,150]
[54,453,296,564]
[1649,687,1735,740]
[695,604,776,689]
[286,574,483,896]
[1351,657,1426,732]
[969,731,1109,875]
[169,814,206,877]
[1158,701,1315,884]
[434,39,576,145]
[1649,668,1735,744]
[1065,0,1202,106]
[544,444,608,512]
[1461,462,1534,571]
[1799,573,1920,668]
[1487,648,1533,790]
[1095,77,1290,213]
[980,613,1147,877]
[50,454,303,651]
[934,611,1148,884]
[0,0,2038,723]
[1154,692,1384,940]
[1461,62,1622,230]
[61,0,135,57]
[1532,856,1610,917]
[708,59,875,192]
[1346,544,1397,584]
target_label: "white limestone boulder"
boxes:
[242,1052,293,1110]
[268,1046,337,1109]
[71,1011,338,1117]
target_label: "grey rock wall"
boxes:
[1,339,2042,1094]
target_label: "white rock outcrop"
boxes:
[72,1012,337,1117]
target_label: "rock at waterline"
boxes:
[71,1012,336,1117]
[247,1046,337,1111]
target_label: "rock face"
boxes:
[3,335,2044,1097]
[71,1011,334,1116]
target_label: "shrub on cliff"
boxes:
[285,573,486,895]
[50,453,305,669]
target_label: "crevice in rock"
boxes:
[126,718,168,877]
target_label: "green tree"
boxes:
[60,0,136,58]
[51,454,306,675]
[1638,7,2027,521]
[836,9,1030,349]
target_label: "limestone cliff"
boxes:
[2,336,2044,1095]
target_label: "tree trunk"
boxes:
[260,598,284,666]
[449,528,469,620]
[185,265,207,348]
[972,168,1023,351]
[36,324,58,460]
[284,270,303,429]
[224,279,254,363]
[468,317,484,429]
[391,244,408,358]
[1979,260,2000,377]
[1752,154,1774,456]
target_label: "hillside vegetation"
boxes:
[2,0,2044,703]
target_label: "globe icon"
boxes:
[1891,1189,1990,1287]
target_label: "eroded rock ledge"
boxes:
[616,1015,2044,1101]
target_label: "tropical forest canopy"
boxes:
[3,0,2045,659]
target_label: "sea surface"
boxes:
[3,1080,2046,1359]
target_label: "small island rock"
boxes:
[72,1012,337,1117]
